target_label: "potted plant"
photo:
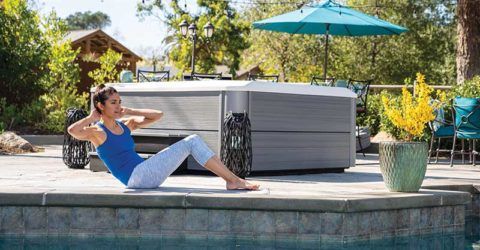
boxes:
[380,73,445,192]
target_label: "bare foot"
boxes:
[226,178,260,190]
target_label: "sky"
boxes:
[35,0,199,58]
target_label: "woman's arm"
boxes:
[121,107,163,130]
[67,110,101,141]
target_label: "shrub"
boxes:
[381,73,443,141]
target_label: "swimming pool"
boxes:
[0,216,478,249]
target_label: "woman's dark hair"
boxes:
[93,84,118,114]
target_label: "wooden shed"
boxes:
[66,29,142,94]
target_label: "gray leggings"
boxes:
[126,134,215,189]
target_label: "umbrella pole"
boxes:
[323,24,330,79]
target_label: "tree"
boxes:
[87,48,123,84]
[0,0,50,107]
[456,0,480,84]
[39,12,89,132]
[0,0,88,133]
[65,11,111,30]
[137,0,250,78]
[241,0,457,85]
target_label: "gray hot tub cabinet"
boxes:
[91,81,357,173]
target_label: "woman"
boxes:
[68,84,260,190]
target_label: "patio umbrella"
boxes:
[252,0,408,79]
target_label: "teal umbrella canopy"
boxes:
[252,0,408,78]
[253,0,408,36]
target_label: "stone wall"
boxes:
[0,205,465,244]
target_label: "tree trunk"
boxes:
[456,0,480,84]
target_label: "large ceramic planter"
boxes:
[379,141,428,192]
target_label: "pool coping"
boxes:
[0,187,471,213]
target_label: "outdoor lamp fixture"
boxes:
[179,20,215,75]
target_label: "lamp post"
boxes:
[179,20,215,76]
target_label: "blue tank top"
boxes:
[95,120,144,186]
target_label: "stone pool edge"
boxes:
[0,186,473,244]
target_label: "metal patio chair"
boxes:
[137,70,170,82]
[347,78,372,157]
[427,100,455,164]
[450,97,480,167]
[310,76,335,87]
[247,73,279,82]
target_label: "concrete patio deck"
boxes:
[0,144,477,242]
[0,145,478,200]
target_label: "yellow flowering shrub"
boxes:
[381,73,445,141]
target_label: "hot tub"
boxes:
[91,81,357,173]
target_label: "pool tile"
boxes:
[454,205,465,225]
[444,206,454,226]
[396,209,410,230]
[47,207,71,234]
[342,212,360,236]
[139,208,164,233]
[208,210,231,232]
[71,207,92,229]
[231,210,253,233]
[298,212,321,234]
[252,211,275,234]
[162,209,185,231]
[1,206,23,234]
[23,207,46,233]
[95,208,116,230]
[321,213,343,235]
[274,211,298,234]
[117,208,139,230]
[185,209,208,231]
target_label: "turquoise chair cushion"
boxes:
[433,125,454,137]
[335,80,349,88]
[454,97,480,139]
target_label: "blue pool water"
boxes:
[1,217,479,249]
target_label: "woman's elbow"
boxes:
[67,126,75,136]
[67,126,80,139]
[155,111,164,120]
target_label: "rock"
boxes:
[371,131,398,143]
[0,131,37,153]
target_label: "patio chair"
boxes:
[311,76,335,86]
[137,70,170,82]
[184,72,222,81]
[347,78,372,157]
[247,73,279,82]
[427,100,454,164]
[450,97,480,167]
